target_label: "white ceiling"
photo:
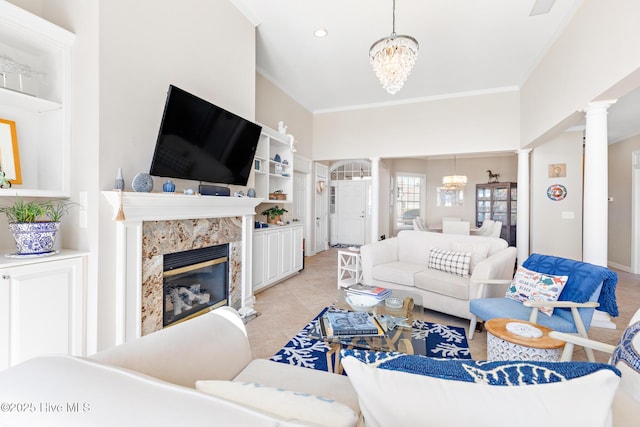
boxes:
[232,0,640,143]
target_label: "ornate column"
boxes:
[583,100,617,329]
[516,149,532,264]
[370,157,380,244]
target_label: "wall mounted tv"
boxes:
[149,85,262,186]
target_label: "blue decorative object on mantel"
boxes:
[163,179,176,193]
[247,188,256,198]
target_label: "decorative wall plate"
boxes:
[547,184,567,201]
[132,172,154,192]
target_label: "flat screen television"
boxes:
[149,85,262,186]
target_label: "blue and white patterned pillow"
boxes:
[428,248,471,277]
[340,349,620,385]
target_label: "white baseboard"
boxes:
[607,261,631,273]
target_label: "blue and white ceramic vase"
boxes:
[163,179,176,193]
[8,222,60,254]
[247,188,256,198]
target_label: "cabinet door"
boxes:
[252,232,266,291]
[265,231,280,283]
[0,257,84,369]
[280,228,294,277]
[293,227,303,271]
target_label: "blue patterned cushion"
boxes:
[341,349,620,385]
[611,320,640,372]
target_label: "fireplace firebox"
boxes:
[163,244,229,327]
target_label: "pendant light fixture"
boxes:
[442,156,468,188]
[369,0,419,94]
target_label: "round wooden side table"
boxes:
[485,318,565,361]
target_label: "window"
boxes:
[395,173,425,230]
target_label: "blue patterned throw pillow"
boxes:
[340,349,620,385]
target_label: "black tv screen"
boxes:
[149,85,262,186]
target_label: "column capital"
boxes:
[517,148,532,156]
[585,100,617,114]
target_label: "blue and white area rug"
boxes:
[270,307,471,373]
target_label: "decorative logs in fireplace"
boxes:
[163,245,229,327]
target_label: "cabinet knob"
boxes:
[1,274,8,280]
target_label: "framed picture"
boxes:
[0,118,21,184]
[548,163,566,178]
[254,158,262,172]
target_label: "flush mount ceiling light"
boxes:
[369,0,419,94]
[314,28,328,38]
[442,156,468,188]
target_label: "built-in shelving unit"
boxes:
[0,2,74,198]
[253,126,293,203]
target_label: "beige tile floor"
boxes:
[246,248,640,363]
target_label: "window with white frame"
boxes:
[395,173,425,230]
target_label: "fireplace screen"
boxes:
[163,244,229,327]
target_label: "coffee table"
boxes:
[318,287,424,373]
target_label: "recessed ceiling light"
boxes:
[314,29,328,38]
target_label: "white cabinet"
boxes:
[252,224,303,292]
[0,251,87,369]
[0,2,74,197]
[253,126,294,204]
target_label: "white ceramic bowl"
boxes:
[345,294,379,312]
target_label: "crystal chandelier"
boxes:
[442,156,467,188]
[369,0,419,94]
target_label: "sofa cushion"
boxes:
[0,356,312,427]
[428,248,471,277]
[341,350,620,427]
[414,268,469,300]
[397,230,451,264]
[451,241,490,272]
[233,358,360,413]
[196,380,357,427]
[371,262,424,286]
[505,265,568,316]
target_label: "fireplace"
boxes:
[163,244,229,327]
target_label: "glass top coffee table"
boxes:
[312,286,424,373]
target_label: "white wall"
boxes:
[530,131,584,260]
[521,0,640,147]
[313,89,520,160]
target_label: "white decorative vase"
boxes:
[8,222,60,254]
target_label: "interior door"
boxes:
[337,180,367,245]
[314,163,328,253]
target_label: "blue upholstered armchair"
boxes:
[468,254,619,362]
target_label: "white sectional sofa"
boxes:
[360,230,517,320]
[0,307,359,427]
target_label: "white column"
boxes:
[516,149,531,265]
[584,100,617,329]
[583,101,615,266]
[370,158,380,243]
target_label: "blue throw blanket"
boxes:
[523,253,618,317]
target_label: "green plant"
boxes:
[0,199,73,223]
[260,205,288,219]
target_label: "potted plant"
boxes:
[0,199,72,255]
[260,205,288,224]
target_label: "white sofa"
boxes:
[360,230,517,320]
[0,307,359,427]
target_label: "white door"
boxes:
[337,180,367,245]
[315,163,328,253]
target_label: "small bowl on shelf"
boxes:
[345,294,379,312]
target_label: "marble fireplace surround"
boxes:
[103,191,261,345]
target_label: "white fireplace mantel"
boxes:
[103,191,262,344]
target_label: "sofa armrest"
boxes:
[469,246,517,298]
[360,237,399,285]
[90,307,252,388]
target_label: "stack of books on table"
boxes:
[320,310,385,339]
[346,284,392,300]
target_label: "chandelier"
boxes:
[369,0,419,94]
[442,156,467,188]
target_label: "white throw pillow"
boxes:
[505,265,568,316]
[341,353,620,427]
[428,248,471,277]
[196,380,357,427]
